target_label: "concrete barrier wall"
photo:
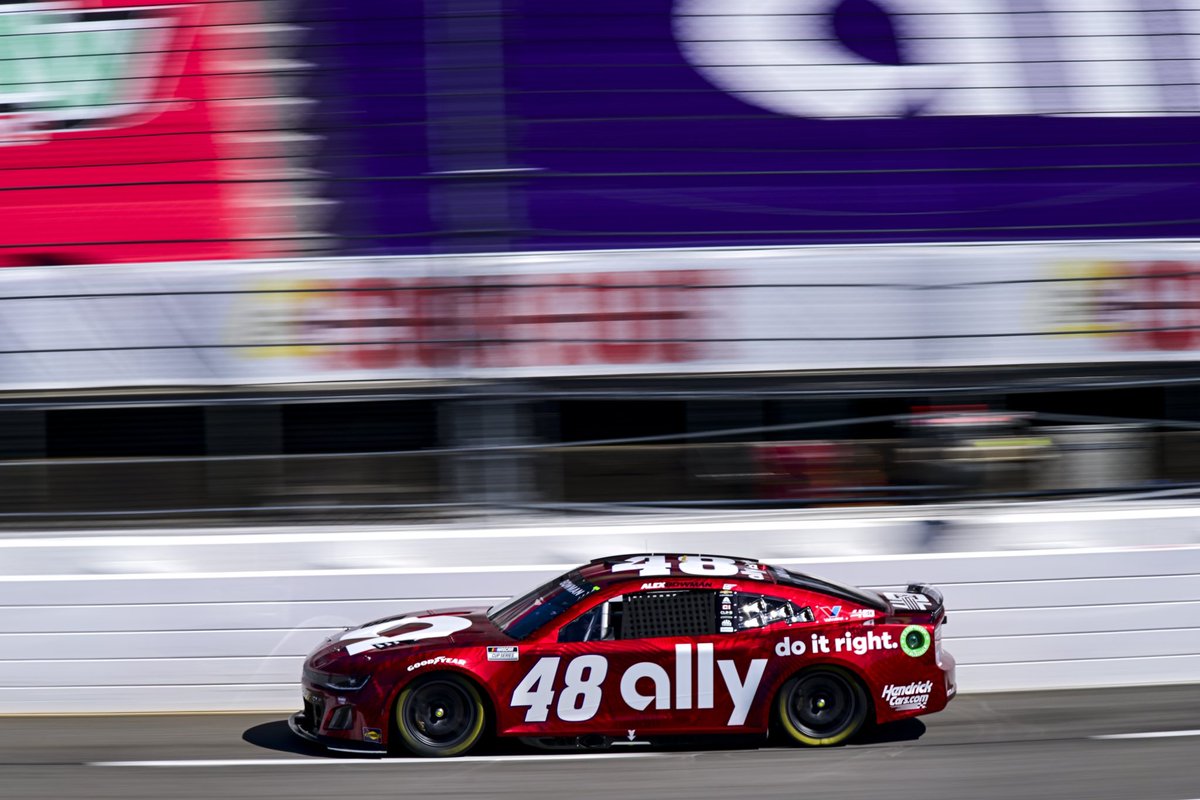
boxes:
[3,505,1199,713]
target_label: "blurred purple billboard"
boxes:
[361,0,1200,253]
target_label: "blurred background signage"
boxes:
[676,0,1200,118]
[0,2,183,138]
[5,245,1200,389]
[0,0,327,266]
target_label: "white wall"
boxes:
[3,505,1198,712]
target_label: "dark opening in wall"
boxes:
[46,406,206,458]
[557,400,688,444]
[281,401,439,454]
[1004,387,1166,421]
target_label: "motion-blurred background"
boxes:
[5,0,1200,729]
[7,0,1200,522]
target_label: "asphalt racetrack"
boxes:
[3,685,1198,800]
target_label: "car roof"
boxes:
[580,553,889,612]
[581,553,777,584]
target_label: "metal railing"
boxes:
[2,417,1197,525]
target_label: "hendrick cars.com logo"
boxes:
[881,680,933,711]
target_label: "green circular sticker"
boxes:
[900,625,931,658]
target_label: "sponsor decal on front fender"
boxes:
[487,646,519,662]
[407,656,468,672]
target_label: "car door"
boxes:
[583,588,729,737]
[501,586,774,738]
[714,589,819,731]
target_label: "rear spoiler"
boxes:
[881,583,946,623]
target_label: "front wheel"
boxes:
[394,675,487,757]
[776,667,868,746]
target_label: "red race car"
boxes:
[289,553,956,756]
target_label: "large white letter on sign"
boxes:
[673,0,1183,118]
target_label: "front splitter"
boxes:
[287,712,387,756]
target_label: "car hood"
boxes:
[308,606,512,668]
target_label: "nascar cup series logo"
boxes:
[881,680,933,711]
[0,2,180,142]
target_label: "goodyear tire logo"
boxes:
[900,625,931,658]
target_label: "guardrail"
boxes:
[2,504,1198,713]
[7,423,1200,522]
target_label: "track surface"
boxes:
[3,685,1199,800]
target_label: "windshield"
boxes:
[488,570,600,639]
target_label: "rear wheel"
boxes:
[776,666,868,746]
[394,675,487,757]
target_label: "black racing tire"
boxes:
[394,674,488,757]
[775,666,869,747]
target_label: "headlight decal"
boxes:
[304,667,370,691]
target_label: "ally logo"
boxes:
[0,2,183,142]
[675,0,1200,119]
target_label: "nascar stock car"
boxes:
[289,553,955,756]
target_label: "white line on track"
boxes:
[89,753,666,767]
[1090,729,1200,740]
